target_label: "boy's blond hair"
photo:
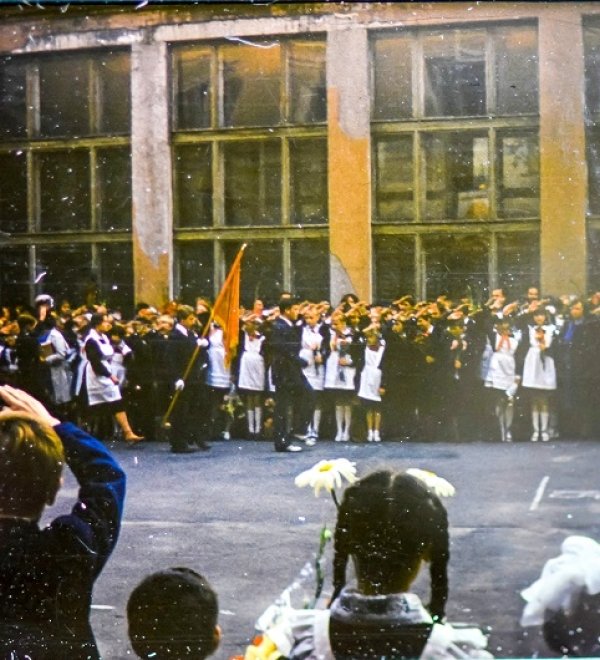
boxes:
[0,413,64,518]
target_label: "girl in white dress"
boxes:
[299,306,326,444]
[236,315,266,439]
[484,319,520,442]
[324,313,357,442]
[521,308,557,442]
[207,324,233,439]
[357,325,386,442]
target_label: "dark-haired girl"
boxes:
[270,470,490,659]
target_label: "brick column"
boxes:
[327,27,372,304]
[539,9,587,296]
[131,40,173,307]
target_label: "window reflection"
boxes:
[223,41,281,128]
[98,242,134,311]
[423,234,489,300]
[290,138,327,225]
[0,57,27,138]
[424,132,489,221]
[498,133,539,218]
[178,241,214,300]
[495,26,538,115]
[173,47,212,130]
[374,135,414,222]
[497,232,540,299]
[424,30,486,118]
[290,239,330,301]
[0,150,27,234]
[39,150,91,232]
[36,244,93,303]
[224,241,283,305]
[288,41,326,124]
[0,246,28,306]
[374,235,416,301]
[96,147,132,232]
[372,35,412,120]
[174,144,213,228]
[224,141,281,226]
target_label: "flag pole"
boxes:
[162,244,246,429]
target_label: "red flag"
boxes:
[209,244,246,367]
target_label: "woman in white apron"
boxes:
[83,313,143,444]
[236,315,266,439]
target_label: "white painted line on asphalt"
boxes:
[529,475,550,511]
[122,520,196,527]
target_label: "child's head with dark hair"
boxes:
[127,567,220,659]
[332,470,449,620]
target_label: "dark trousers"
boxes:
[273,383,311,451]
[169,383,209,450]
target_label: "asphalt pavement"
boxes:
[46,434,600,659]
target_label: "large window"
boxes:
[371,23,539,299]
[0,49,133,310]
[172,37,328,301]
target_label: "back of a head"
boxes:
[127,567,219,660]
[332,470,449,620]
[0,413,64,519]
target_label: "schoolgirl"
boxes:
[299,305,328,445]
[206,323,233,440]
[235,314,266,439]
[519,307,557,442]
[484,319,520,442]
[356,325,386,442]
[324,312,358,442]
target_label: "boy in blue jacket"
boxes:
[0,384,126,659]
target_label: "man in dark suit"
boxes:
[166,305,210,453]
[268,298,311,453]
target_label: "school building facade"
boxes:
[0,2,599,310]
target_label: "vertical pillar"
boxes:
[539,9,587,296]
[131,40,173,307]
[327,28,372,304]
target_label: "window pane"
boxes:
[96,147,131,231]
[497,232,540,300]
[36,244,93,304]
[584,24,600,117]
[97,52,131,134]
[39,150,91,231]
[374,135,414,222]
[424,30,486,117]
[224,241,282,306]
[424,234,489,300]
[290,239,330,301]
[0,246,29,306]
[222,41,281,127]
[498,133,539,218]
[178,241,214,302]
[424,132,489,221]
[374,235,415,302]
[290,138,327,225]
[0,150,28,233]
[174,144,213,228]
[224,141,281,226]
[495,25,538,115]
[587,127,600,214]
[173,47,212,130]
[40,54,90,137]
[0,57,27,139]
[98,242,134,313]
[289,40,326,124]
[372,35,412,120]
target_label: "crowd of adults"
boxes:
[1,284,599,452]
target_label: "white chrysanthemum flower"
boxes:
[406,468,456,498]
[295,459,358,497]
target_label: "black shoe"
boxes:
[275,444,302,453]
[171,446,197,454]
[195,440,211,451]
